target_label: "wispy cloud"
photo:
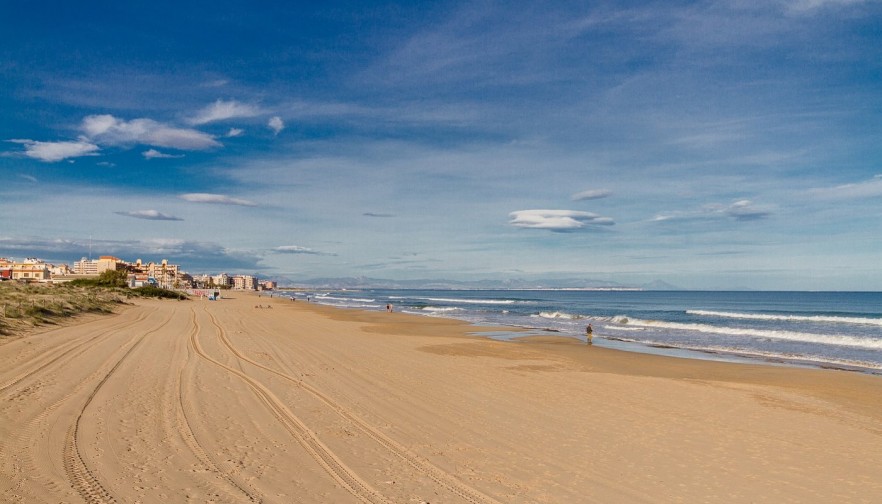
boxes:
[571,189,612,201]
[652,200,773,222]
[268,116,285,135]
[19,174,38,183]
[785,0,869,14]
[272,245,336,256]
[808,175,882,200]
[226,128,244,138]
[9,138,99,162]
[179,193,257,206]
[188,99,262,125]
[82,114,221,150]
[114,210,183,221]
[142,149,184,159]
[509,209,615,232]
[363,212,395,218]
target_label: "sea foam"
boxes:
[687,309,882,326]
[618,317,882,350]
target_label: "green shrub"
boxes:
[132,285,188,300]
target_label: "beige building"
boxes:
[140,260,181,289]
[12,261,50,281]
[97,256,126,273]
[232,275,258,290]
[73,256,126,275]
[212,273,232,288]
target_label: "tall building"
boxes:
[212,273,231,288]
[232,275,258,290]
[73,255,127,275]
[73,257,99,275]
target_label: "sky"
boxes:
[2,0,881,290]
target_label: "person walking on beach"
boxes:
[586,323,594,345]
[386,303,392,312]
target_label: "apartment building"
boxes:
[212,273,232,288]
[232,275,258,290]
[11,259,50,281]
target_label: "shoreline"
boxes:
[308,294,882,377]
[306,296,882,419]
[293,288,882,376]
[2,293,881,502]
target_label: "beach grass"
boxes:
[0,278,186,337]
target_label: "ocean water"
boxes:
[289,289,882,374]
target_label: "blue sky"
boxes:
[2,1,881,290]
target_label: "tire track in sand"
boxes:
[1,306,163,503]
[175,308,262,502]
[0,308,153,395]
[191,306,393,504]
[62,308,174,504]
[211,307,502,504]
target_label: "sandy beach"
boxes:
[2,293,881,503]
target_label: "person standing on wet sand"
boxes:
[586,323,593,345]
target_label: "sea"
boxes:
[283,289,882,374]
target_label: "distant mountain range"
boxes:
[270,276,684,291]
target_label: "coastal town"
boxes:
[0,256,276,291]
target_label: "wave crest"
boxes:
[687,309,882,326]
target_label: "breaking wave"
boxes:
[614,317,882,350]
[687,310,882,327]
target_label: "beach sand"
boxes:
[2,294,881,503]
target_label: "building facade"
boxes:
[232,275,258,290]
[11,260,50,281]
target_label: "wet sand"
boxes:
[2,293,881,503]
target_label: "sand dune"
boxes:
[2,294,881,503]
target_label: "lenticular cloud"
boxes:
[509,209,615,232]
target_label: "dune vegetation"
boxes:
[0,270,186,337]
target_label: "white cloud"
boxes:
[179,193,257,206]
[571,188,613,201]
[10,138,99,162]
[142,149,184,159]
[268,116,285,135]
[226,128,244,137]
[273,245,336,256]
[114,210,183,221]
[188,99,262,125]
[785,0,867,14]
[82,114,221,150]
[808,175,882,200]
[509,209,615,232]
[19,174,39,183]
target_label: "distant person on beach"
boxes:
[586,324,593,345]
[386,304,392,312]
